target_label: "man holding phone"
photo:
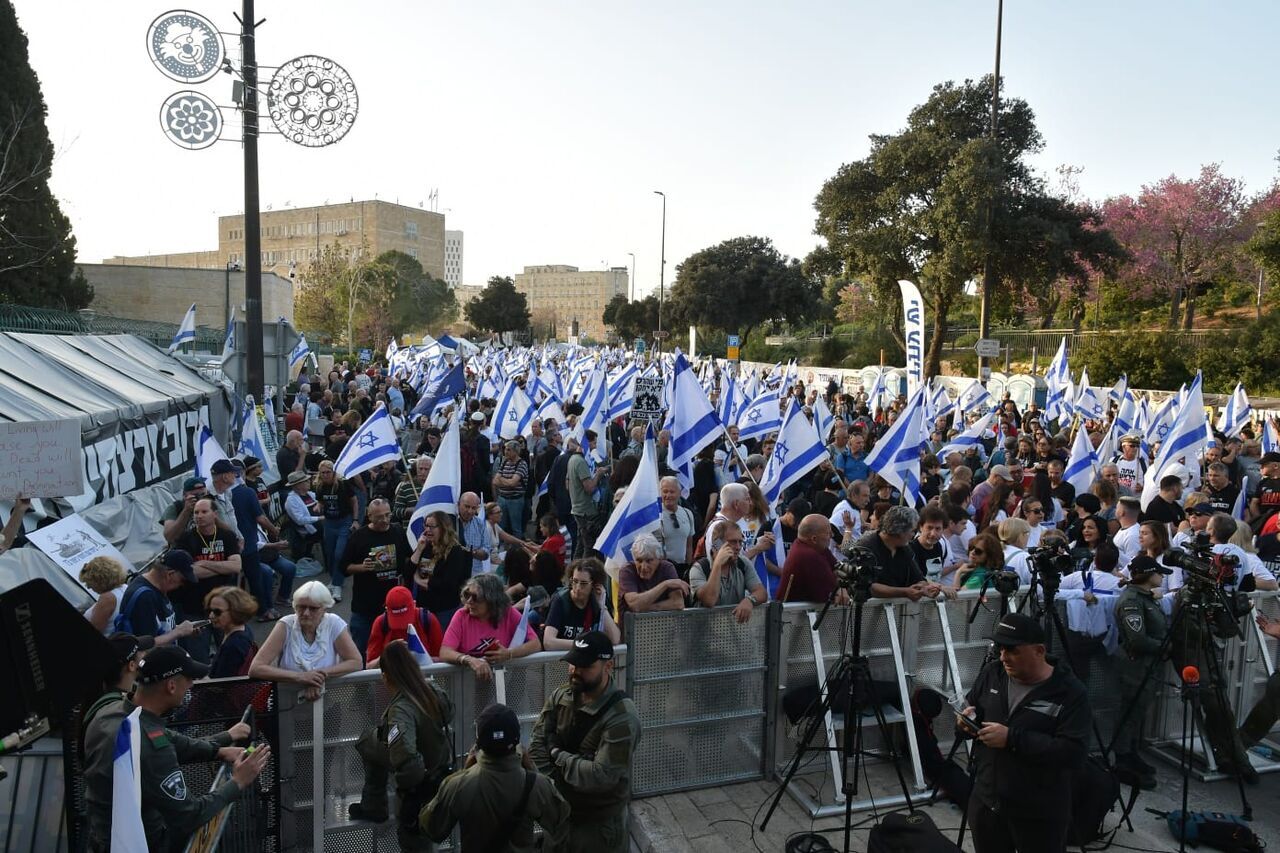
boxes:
[342,498,408,659]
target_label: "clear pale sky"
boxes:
[16,1,1280,298]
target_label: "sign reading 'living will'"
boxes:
[0,419,85,500]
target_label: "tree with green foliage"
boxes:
[602,293,660,342]
[668,236,818,348]
[377,250,457,337]
[813,76,1115,377]
[0,0,91,308]
[464,275,530,334]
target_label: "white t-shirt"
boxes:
[1003,546,1032,586]
[1113,524,1141,574]
[1113,456,1146,493]
[828,500,863,539]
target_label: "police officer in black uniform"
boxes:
[1113,554,1169,789]
[130,646,270,851]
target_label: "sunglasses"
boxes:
[207,607,224,617]
[462,591,480,602]
[969,548,985,556]
[668,511,680,529]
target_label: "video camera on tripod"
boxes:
[833,544,879,597]
[1164,533,1250,640]
[1027,539,1074,594]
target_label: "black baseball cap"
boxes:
[1128,554,1172,576]
[182,476,206,492]
[475,703,521,755]
[986,613,1046,647]
[160,549,198,584]
[1261,452,1280,466]
[107,632,156,666]
[562,630,615,667]
[210,458,236,475]
[137,645,209,684]
[1186,503,1215,517]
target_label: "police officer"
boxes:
[958,613,1091,853]
[1113,554,1169,789]
[349,640,453,851]
[530,630,640,853]
[130,645,270,851]
[82,632,154,849]
[421,703,570,851]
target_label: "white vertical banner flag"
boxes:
[897,280,925,399]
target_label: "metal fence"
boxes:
[7,592,1280,850]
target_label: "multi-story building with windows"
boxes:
[513,265,628,342]
[444,230,464,288]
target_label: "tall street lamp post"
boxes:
[653,190,666,349]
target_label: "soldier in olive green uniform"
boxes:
[421,703,570,852]
[530,631,640,853]
[115,645,269,852]
[1113,555,1169,789]
[349,640,454,851]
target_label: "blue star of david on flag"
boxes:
[773,441,789,465]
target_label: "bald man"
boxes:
[779,514,849,605]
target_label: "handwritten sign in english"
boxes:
[0,418,84,500]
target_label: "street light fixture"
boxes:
[654,190,666,344]
[627,252,636,302]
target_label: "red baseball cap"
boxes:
[385,585,415,630]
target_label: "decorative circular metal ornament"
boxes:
[146,10,225,83]
[268,55,359,148]
[159,91,223,150]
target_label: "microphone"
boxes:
[1181,665,1200,686]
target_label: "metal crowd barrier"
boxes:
[8,591,1280,850]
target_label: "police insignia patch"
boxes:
[1125,613,1143,633]
[161,769,188,801]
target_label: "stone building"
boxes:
[513,265,628,342]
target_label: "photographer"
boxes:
[860,506,945,602]
[958,613,1091,853]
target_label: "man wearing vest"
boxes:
[422,703,570,851]
[530,631,640,853]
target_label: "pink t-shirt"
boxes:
[443,607,536,655]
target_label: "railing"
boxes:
[7,591,1280,851]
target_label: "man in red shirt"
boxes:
[779,514,849,605]
[364,585,443,668]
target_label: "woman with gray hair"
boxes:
[250,580,362,701]
[439,573,541,681]
[617,532,688,615]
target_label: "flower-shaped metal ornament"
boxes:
[268,55,359,148]
[147,10,225,83]
[160,91,223,150]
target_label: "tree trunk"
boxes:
[1167,283,1182,329]
[1181,291,1197,330]
[925,307,947,380]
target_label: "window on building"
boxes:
[405,220,418,238]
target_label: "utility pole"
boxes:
[977,0,1003,386]
[241,0,265,406]
[654,190,666,352]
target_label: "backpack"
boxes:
[867,811,960,853]
[113,582,162,635]
[1163,811,1264,853]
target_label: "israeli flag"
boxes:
[761,399,829,506]
[386,338,399,361]
[719,372,740,428]
[167,303,197,354]
[737,387,784,442]
[865,369,888,412]
[334,403,401,479]
[289,334,312,372]
[407,413,462,547]
[1263,419,1279,456]
[865,385,928,506]
[936,410,996,460]
[111,706,148,853]
[406,621,433,665]
[236,396,274,477]
[1216,383,1251,439]
[812,393,835,444]
[958,379,994,415]
[493,377,535,441]
[1043,337,1071,423]
[1063,421,1099,497]
[534,391,567,431]
[1073,368,1105,421]
[668,351,723,477]
[534,470,550,502]
[607,362,639,420]
[509,596,534,648]
[595,425,663,561]
[220,307,236,364]
[410,361,466,420]
[1234,476,1249,522]
[1145,393,1179,449]
[194,420,229,479]
[1141,372,1209,510]
[928,382,956,422]
[1108,374,1129,406]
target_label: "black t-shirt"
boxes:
[118,576,174,639]
[173,527,241,615]
[1254,477,1280,522]
[909,538,947,583]
[341,524,409,617]
[545,589,601,642]
[1205,484,1239,517]
[859,530,925,589]
[416,543,473,615]
[317,480,355,521]
[276,447,301,490]
[813,491,840,519]
[1140,495,1186,527]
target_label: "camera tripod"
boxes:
[760,581,916,852]
[1106,586,1254,849]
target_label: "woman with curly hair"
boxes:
[80,556,130,635]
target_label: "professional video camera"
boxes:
[1027,539,1074,593]
[1165,534,1250,639]
[834,543,879,597]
